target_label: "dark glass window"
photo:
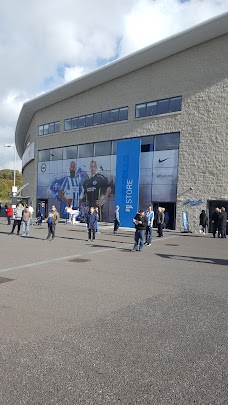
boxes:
[110,109,119,123]
[102,110,110,124]
[119,107,128,121]
[86,114,94,127]
[63,146,78,160]
[64,119,72,131]
[38,125,43,136]
[48,123,55,134]
[55,121,60,132]
[94,141,111,156]
[72,117,78,129]
[78,143,94,158]
[169,96,182,112]
[94,112,102,125]
[155,132,180,151]
[43,124,49,135]
[38,149,50,161]
[112,141,117,155]
[146,101,157,116]
[157,99,170,115]
[78,116,86,128]
[50,148,63,161]
[135,104,146,118]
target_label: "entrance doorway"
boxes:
[208,200,228,234]
[37,199,48,218]
[153,202,176,230]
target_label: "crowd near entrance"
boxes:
[208,200,228,234]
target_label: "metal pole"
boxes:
[14,146,16,188]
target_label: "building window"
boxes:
[155,132,180,151]
[38,121,60,136]
[78,116,86,128]
[135,104,146,118]
[119,107,128,121]
[102,110,110,124]
[72,117,78,129]
[64,106,129,131]
[86,114,94,127]
[110,109,119,123]
[169,96,182,112]
[48,122,55,134]
[94,141,112,156]
[78,143,94,158]
[94,112,102,126]
[146,102,157,116]
[38,126,44,136]
[55,121,60,132]
[135,96,181,119]
[63,146,78,160]
[50,148,63,161]
[43,124,49,135]
[38,149,50,162]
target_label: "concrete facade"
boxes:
[17,16,228,232]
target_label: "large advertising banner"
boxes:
[115,139,141,228]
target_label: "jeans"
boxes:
[133,230,145,251]
[22,221,30,236]
[47,223,56,239]
[114,219,120,233]
[88,229,95,241]
[145,226,152,243]
[11,220,22,234]
[157,223,163,237]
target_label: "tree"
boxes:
[0,170,23,202]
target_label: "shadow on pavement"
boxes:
[156,253,228,267]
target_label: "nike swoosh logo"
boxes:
[158,157,171,163]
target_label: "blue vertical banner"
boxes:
[115,139,141,228]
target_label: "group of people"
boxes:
[132,205,168,252]
[199,207,228,238]
[8,203,34,237]
[210,207,228,238]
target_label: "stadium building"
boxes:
[15,12,228,232]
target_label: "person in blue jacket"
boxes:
[86,207,98,242]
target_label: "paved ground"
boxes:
[0,219,227,405]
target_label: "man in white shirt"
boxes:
[28,204,34,225]
[145,205,154,246]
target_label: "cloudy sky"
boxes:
[0,0,227,171]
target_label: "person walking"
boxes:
[6,204,13,225]
[95,207,99,233]
[211,207,220,238]
[28,204,34,225]
[132,209,148,251]
[199,210,208,234]
[22,206,32,237]
[145,205,154,245]
[114,205,120,234]
[87,207,98,242]
[9,203,23,235]
[45,205,60,241]
[157,207,164,237]
[219,207,227,239]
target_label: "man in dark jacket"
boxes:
[132,209,148,252]
[219,207,227,238]
[211,207,220,238]
[87,207,98,242]
[157,207,165,237]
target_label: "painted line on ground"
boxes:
[0,235,181,275]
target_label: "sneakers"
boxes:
[147,243,151,246]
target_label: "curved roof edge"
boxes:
[15,12,228,158]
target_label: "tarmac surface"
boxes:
[0,219,227,404]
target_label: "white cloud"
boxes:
[0,0,227,172]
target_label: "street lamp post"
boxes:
[4,144,17,197]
